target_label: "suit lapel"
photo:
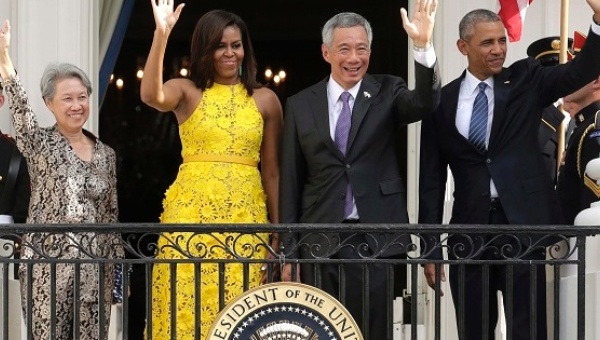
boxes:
[489,69,511,152]
[347,75,379,152]
[444,75,462,130]
[440,74,467,148]
[309,80,345,159]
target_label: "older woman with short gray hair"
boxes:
[0,19,122,340]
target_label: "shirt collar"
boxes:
[575,101,600,126]
[464,70,493,94]
[327,76,362,102]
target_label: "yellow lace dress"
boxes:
[151,83,269,339]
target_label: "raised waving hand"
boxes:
[0,19,10,53]
[400,0,438,48]
[151,0,185,34]
[0,19,16,79]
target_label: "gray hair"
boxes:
[322,12,373,48]
[40,63,92,100]
[459,9,502,41]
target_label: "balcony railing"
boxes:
[0,224,595,340]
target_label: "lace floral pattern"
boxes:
[152,83,268,339]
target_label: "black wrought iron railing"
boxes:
[0,224,595,340]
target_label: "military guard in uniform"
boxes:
[557,36,600,223]
[527,36,575,184]
[0,83,29,224]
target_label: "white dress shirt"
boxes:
[456,70,499,198]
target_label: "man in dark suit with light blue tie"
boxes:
[280,1,440,338]
[419,3,600,340]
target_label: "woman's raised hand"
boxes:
[0,20,11,54]
[151,0,185,34]
[0,19,16,78]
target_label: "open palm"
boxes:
[151,0,184,32]
[400,0,437,47]
[0,20,11,53]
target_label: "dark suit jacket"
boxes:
[419,28,600,257]
[281,62,440,258]
[557,101,600,224]
[0,135,30,223]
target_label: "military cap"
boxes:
[527,36,574,66]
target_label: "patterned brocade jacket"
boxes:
[3,76,123,285]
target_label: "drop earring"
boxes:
[238,65,242,77]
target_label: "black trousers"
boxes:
[449,201,547,340]
[126,263,148,340]
[300,229,404,340]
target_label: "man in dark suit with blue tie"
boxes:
[419,3,600,339]
[280,1,440,338]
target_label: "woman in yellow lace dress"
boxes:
[140,1,282,339]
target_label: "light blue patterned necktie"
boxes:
[469,82,489,152]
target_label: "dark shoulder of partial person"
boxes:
[1,132,15,143]
[0,133,18,152]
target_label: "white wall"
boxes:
[0,0,99,136]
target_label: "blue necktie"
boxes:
[334,92,353,218]
[469,82,489,152]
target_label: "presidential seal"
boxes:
[207,282,363,340]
